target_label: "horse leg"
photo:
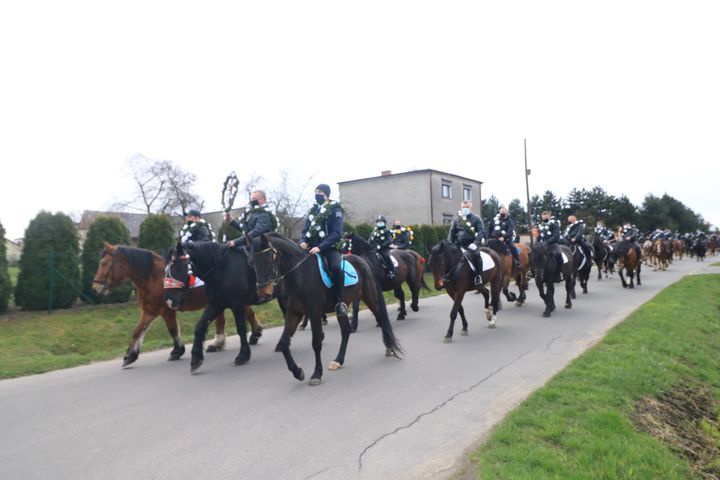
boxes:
[619,267,627,288]
[350,298,360,333]
[488,279,501,328]
[515,274,526,306]
[394,287,406,320]
[628,267,635,288]
[329,308,352,372]
[124,310,155,367]
[231,306,251,366]
[206,311,227,352]
[160,310,186,361]
[408,273,420,312]
[564,275,573,309]
[570,272,577,299]
[275,310,305,382]
[444,292,466,342]
[191,304,223,373]
[543,281,555,317]
[299,316,309,331]
[247,307,263,345]
[458,305,469,335]
[307,314,327,386]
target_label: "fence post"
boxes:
[47,250,54,314]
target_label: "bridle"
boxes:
[253,244,313,288]
[92,251,117,293]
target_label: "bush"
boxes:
[81,217,132,304]
[138,214,175,254]
[353,223,373,240]
[14,212,81,311]
[0,220,12,312]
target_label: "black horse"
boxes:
[164,241,273,373]
[531,242,575,317]
[341,232,428,330]
[693,238,707,261]
[567,241,593,297]
[248,233,402,386]
[592,234,615,280]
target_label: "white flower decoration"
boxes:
[308,214,314,221]
[306,232,311,238]
[319,231,326,238]
[466,222,471,227]
[315,225,321,230]
[319,207,326,214]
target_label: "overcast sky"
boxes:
[1,1,718,240]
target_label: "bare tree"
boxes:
[114,154,202,215]
[268,169,315,239]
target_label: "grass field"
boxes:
[0,273,441,379]
[467,274,720,480]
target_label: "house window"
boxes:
[463,185,472,201]
[442,214,454,225]
[441,181,452,199]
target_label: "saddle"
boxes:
[316,255,359,289]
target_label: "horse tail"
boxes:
[416,254,430,290]
[358,260,404,357]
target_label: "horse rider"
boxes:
[369,215,397,279]
[565,215,592,261]
[299,184,348,318]
[390,220,412,250]
[621,222,643,261]
[489,207,520,269]
[594,221,614,243]
[180,208,215,245]
[537,211,564,283]
[224,190,277,250]
[448,200,486,286]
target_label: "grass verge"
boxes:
[0,274,442,379]
[468,273,720,480]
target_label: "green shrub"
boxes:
[0,220,12,312]
[138,214,175,254]
[81,217,132,304]
[14,212,81,311]
[353,223,373,240]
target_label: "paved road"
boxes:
[0,259,715,480]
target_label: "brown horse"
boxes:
[652,239,671,271]
[92,242,262,367]
[486,239,530,306]
[341,232,428,329]
[610,240,642,288]
[428,241,503,342]
[672,239,684,260]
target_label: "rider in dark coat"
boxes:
[369,215,396,279]
[489,207,520,269]
[565,215,593,269]
[448,200,486,286]
[179,209,214,245]
[537,211,564,283]
[299,184,348,317]
[622,222,643,261]
[390,220,412,250]
[225,190,277,249]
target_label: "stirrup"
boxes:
[335,302,348,316]
[474,275,483,286]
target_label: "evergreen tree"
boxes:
[15,212,81,311]
[138,214,175,254]
[481,195,503,223]
[0,220,12,313]
[81,217,132,304]
[508,198,528,233]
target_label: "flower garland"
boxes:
[180,219,215,243]
[457,211,478,237]
[304,201,343,244]
[369,227,392,250]
[391,226,414,244]
[236,204,278,234]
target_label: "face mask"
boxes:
[461,208,470,216]
[315,194,326,204]
[543,218,549,223]
[250,199,259,207]
[376,222,385,228]
[500,213,507,219]
[394,224,401,229]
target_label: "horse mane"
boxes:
[186,241,225,268]
[116,246,161,278]
[349,232,372,254]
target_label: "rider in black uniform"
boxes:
[368,215,396,279]
[179,209,214,245]
[448,200,486,286]
[225,190,277,249]
[489,207,520,269]
[537,211,564,283]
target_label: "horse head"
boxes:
[428,240,457,290]
[248,234,279,302]
[92,241,119,296]
[531,241,549,279]
[163,241,195,310]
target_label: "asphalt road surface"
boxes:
[0,258,714,480]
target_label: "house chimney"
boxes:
[381,170,392,176]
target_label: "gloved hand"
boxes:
[468,243,478,251]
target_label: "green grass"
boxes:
[468,274,720,480]
[711,261,720,267]
[0,274,441,379]
[8,266,19,285]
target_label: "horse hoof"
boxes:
[350,327,357,333]
[542,311,551,318]
[411,304,419,312]
[488,323,496,329]
[249,336,259,346]
[123,351,139,367]
[629,284,634,289]
[295,368,305,381]
[328,361,342,370]
[515,301,523,307]
[190,359,203,373]
[309,378,322,386]
[460,330,469,336]
[583,290,588,294]
[205,344,222,353]
[443,337,453,343]
[565,304,572,309]
[234,355,250,366]
[168,350,184,361]
[396,315,406,321]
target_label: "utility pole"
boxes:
[524,139,533,247]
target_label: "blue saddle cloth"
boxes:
[317,255,359,288]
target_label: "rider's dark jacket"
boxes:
[538,218,561,244]
[448,212,485,248]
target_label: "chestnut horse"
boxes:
[91,242,262,367]
[341,232,428,329]
[486,239,530,306]
[428,241,503,342]
[610,240,642,288]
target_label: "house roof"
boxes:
[78,211,151,238]
[338,169,483,186]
